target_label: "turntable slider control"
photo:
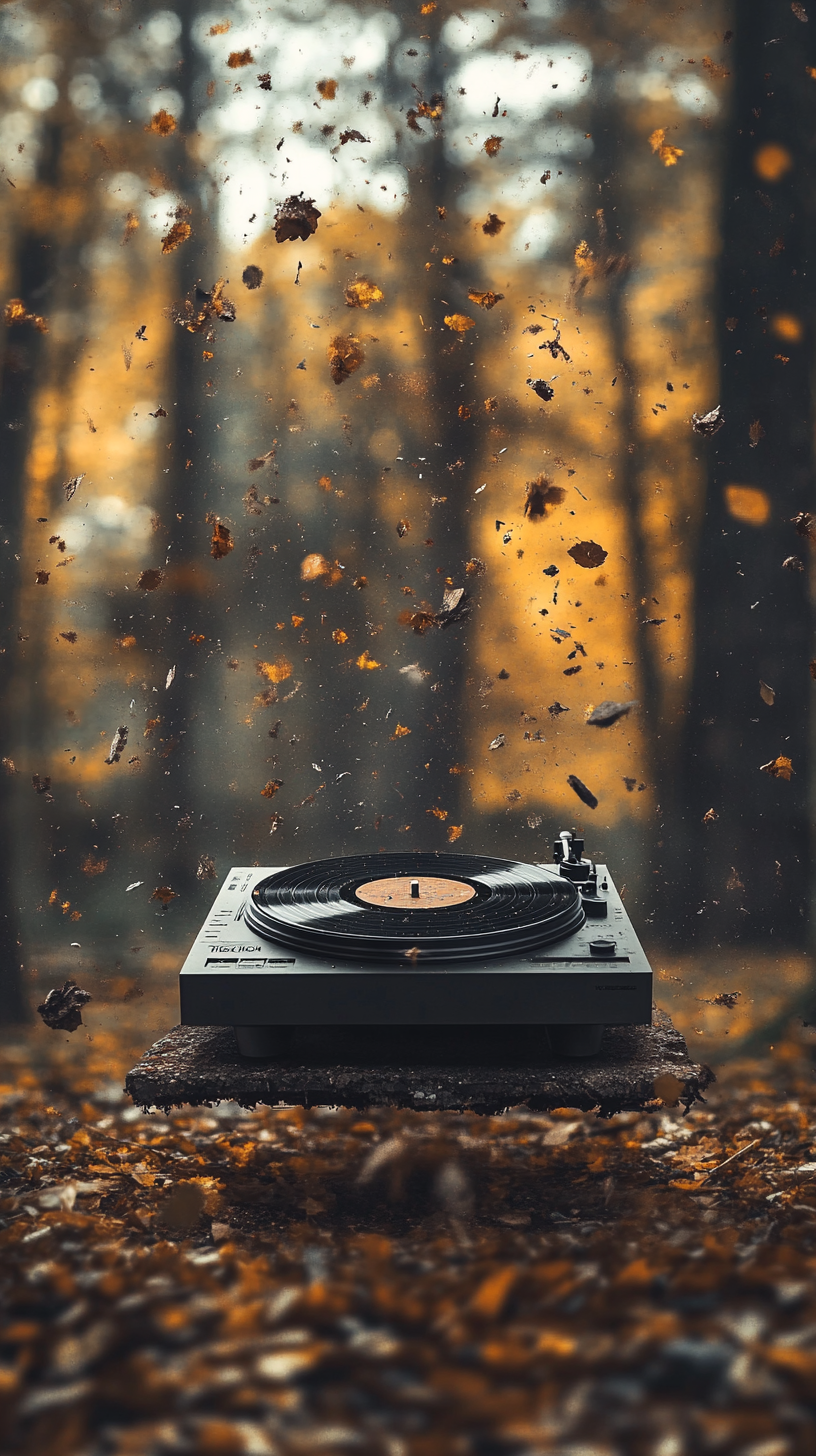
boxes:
[411,880,420,898]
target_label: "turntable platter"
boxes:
[242,852,585,962]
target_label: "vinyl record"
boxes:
[243,852,584,962]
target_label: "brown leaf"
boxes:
[257,658,293,684]
[35,570,50,585]
[317,78,337,99]
[344,278,384,308]
[760,755,793,779]
[160,220,191,254]
[151,885,178,904]
[483,135,503,157]
[482,213,505,236]
[242,265,264,290]
[136,567,163,591]
[567,774,598,809]
[649,127,684,165]
[702,808,719,823]
[210,520,234,559]
[4,297,48,332]
[468,289,504,309]
[444,313,475,333]
[749,419,765,447]
[227,48,254,67]
[699,991,741,1008]
[792,1,808,19]
[568,540,608,569]
[328,334,364,383]
[524,476,565,520]
[759,681,775,706]
[701,56,730,78]
[63,473,85,501]
[261,779,284,797]
[37,980,91,1032]
[209,20,231,34]
[169,278,236,334]
[339,128,369,144]
[146,109,176,135]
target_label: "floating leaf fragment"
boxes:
[137,567,163,591]
[146,109,176,135]
[692,405,725,436]
[37,981,91,1032]
[257,658,293,684]
[567,774,598,809]
[482,213,505,236]
[328,334,364,383]
[274,194,321,242]
[209,519,234,559]
[345,278,384,309]
[151,885,178,904]
[105,726,128,764]
[444,313,475,333]
[527,378,554,402]
[468,289,504,309]
[242,265,264,289]
[649,127,684,166]
[524,477,565,519]
[759,681,775,706]
[760,756,793,779]
[227,48,254,67]
[568,540,608,569]
[488,734,506,750]
[586,700,638,727]
[483,136,503,157]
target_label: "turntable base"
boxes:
[125,1009,713,1118]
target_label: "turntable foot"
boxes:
[547,1025,604,1057]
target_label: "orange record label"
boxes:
[355,875,476,909]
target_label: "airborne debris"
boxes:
[328,334,364,383]
[151,886,179,904]
[105,726,128,764]
[64,474,85,502]
[169,279,236,336]
[37,980,91,1032]
[242,265,264,289]
[692,405,725,436]
[227,48,254,67]
[488,734,506,750]
[524,477,565,519]
[760,756,793,779]
[586,700,639,727]
[698,990,742,1008]
[468,289,504,309]
[567,774,598,809]
[759,681,776,706]
[782,555,804,572]
[444,314,475,333]
[569,541,608,569]
[345,278,384,309]
[527,378,554,402]
[548,701,569,716]
[208,517,234,559]
[649,127,684,166]
[703,808,719,823]
[274,194,321,243]
[146,109,176,136]
[136,568,163,591]
[791,510,816,539]
[482,213,505,236]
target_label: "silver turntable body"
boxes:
[179,833,653,1058]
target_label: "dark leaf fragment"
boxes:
[698,990,741,1008]
[242,265,264,289]
[548,701,569,716]
[64,473,85,501]
[691,405,725,436]
[527,378,554,402]
[792,510,816,540]
[328,334,364,383]
[482,213,505,236]
[274,193,321,243]
[105,726,128,764]
[37,980,91,1033]
[339,129,369,144]
[568,540,608,569]
[586,699,639,727]
[782,555,804,572]
[169,279,235,335]
[196,854,216,880]
[567,773,598,809]
[524,476,565,519]
[137,568,164,592]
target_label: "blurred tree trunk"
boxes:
[684,0,816,946]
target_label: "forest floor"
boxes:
[2,1016,816,1456]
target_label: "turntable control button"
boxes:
[411,879,420,898]
[588,938,616,956]
[581,893,608,920]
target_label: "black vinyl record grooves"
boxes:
[243,853,585,963]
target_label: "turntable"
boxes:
[178,830,653,1060]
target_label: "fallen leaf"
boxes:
[483,135,503,157]
[567,774,598,809]
[345,278,384,308]
[791,510,816,539]
[261,779,284,797]
[568,541,608,569]
[482,213,505,236]
[760,756,793,779]
[37,981,91,1032]
[146,109,176,135]
[209,520,233,559]
[649,127,684,165]
[151,885,178,904]
[392,724,411,738]
[161,219,191,254]
[317,78,337,99]
[328,334,364,383]
[257,658,293,684]
[586,700,638,727]
[760,681,775,706]
[136,567,163,591]
[356,650,381,669]
[242,265,264,289]
[209,20,231,34]
[527,378,554,402]
[468,290,503,309]
[227,48,254,67]
[340,128,369,144]
[447,824,463,842]
[692,405,725,436]
[274,193,321,242]
[444,313,475,333]
[35,570,49,585]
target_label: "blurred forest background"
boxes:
[1,0,814,1060]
